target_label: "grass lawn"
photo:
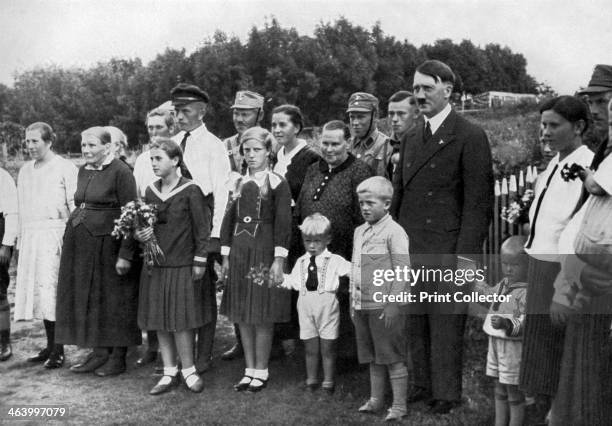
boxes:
[2,282,494,425]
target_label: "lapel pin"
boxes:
[439,139,444,145]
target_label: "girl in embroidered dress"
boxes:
[135,138,212,395]
[220,126,292,392]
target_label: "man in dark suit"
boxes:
[391,60,493,414]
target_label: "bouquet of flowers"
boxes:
[112,200,165,267]
[501,189,534,225]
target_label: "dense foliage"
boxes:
[0,18,538,153]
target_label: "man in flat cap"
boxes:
[347,92,393,178]
[580,64,612,152]
[391,60,493,414]
[224,90,265,173]
[220,90,265,361]
[388,90,420,175]
[170,82,231,373]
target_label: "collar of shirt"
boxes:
[352,128,381,151]
[303,248,332,265]
[423,103,452,134]
[274,139,307,175]
[240,169,282,189]
[85,153,114,170]
[363,213,391,235]
[179,123,207,144]
[318,153,356,174]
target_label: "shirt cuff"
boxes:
[221,246,231,256]
[274,247,288,258]
[193,256,207,266]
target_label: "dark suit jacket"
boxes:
[391,108,493,260]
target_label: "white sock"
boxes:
[253,368,269,382]
[240,368,255,384]
[181,365,199,387]
[163,366,178,376]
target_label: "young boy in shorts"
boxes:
[483,235,528,426]
[351,176,411,421]
[280,213,351,394]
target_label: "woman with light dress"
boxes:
[14,122,78,369]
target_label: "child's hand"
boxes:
[115,257,131,275]
[192,265,206,281]
[381,304,400,329]
[490,315,508,330]
[550,301,573,327]
[134,226,154,243]
[269,257,285,287]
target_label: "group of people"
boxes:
[0,58,610,424]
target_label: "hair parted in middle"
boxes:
[149,137,192,179]
[239,126,277,163]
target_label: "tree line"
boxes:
[0,18,538,153]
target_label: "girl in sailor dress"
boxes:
[220,127,292,392]
[135,138,212,395]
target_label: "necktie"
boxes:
[424,121,432,143]
[180,131,191,153]
[525,164,559,249]
[306,256,318,291]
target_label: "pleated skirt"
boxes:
[220,228,290,325]
[519,256,562,396]
[138,266,205,332]
[551,295,612,425]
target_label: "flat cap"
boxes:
[578,64,612,95]
[231,90,264,109]
[347,92,379,113]
[171,83,209,105]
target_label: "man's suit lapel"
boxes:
[402,110,458,186]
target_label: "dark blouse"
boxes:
[295,154,372,259]
[285,146,321,203]
[145,177,212,267]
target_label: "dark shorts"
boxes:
[352,309,407,365]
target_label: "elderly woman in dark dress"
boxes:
[294,120,372,362]
[55,126,140,377]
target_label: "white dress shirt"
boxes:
[423,103,452,134]
[133,149,157,198]
[526,145,593,261]
[173,123,231,239]
[282,249,351,293]
[273,139,307,177]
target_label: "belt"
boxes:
[78,203,120,211]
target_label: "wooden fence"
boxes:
[483,165,538,285]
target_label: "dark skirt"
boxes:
[220,228,290,325]
[55,223,141,347]
[519,256,562,396]
[551,295,612,425]
[138,265,205,332]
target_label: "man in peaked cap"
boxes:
[220,90,265,361]
[224,90,265,173]
[347,92,393,179]
[170,82,231,374]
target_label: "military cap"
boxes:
[578,64,612,95]
[231,90,264,109]
[170,83,210,105]
[347,92,379,113]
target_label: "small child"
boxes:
[351,176,411,422]
[279,213,351,394]
[483,235,528,426]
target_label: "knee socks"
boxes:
[388,363,408,413]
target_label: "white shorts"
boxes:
[486,336,522,385]
[297,291,340,340]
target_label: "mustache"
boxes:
[417,98,427,105]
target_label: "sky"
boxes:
[1,0,611,95]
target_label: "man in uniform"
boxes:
[220,89,265,361]
[170,83,231,373]
[387,90,420,174]
[391,60,493,414]
[224,90,265,173]
[347,92,393,178]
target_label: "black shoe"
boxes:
[27,348,51,363]
[184,372,204,393]
[0,342,12,361]
[94,356,126,377]
[233,376,252,392]
[195,356,213,374]
[221,343,243,361]
[70,353,109,373]
[428,399,460,415]
[407,386,433,404]
[303,382,319,393]
[149,375,179,395]
[43,352,64,369]
[322,385,335,395]
[135,350,158,368]
[247,377,267,393]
